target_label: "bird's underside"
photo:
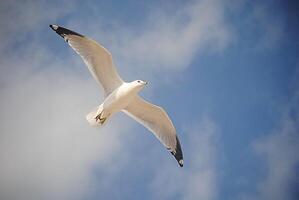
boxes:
[95,112,107,124]
[50,24,184,167]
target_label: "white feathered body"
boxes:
[101,82,142,118]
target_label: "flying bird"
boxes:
[49,25,183,167]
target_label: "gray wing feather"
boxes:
[50,25,123,95]
[123,96,183,167]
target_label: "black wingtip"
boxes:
[170,135,184,167]
[179,161,184,167]
[49,24,84,39]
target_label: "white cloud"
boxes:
[0,0,74,53]
[65,0,232,84]
[242,68,299,200]
[253,118,299,200]
[0,0,233,199]
[243,2,285,50]
[118,0,232,71]
[0,2,131,200]
[0,56,133,200]
[150,118,219,200]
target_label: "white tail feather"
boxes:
[86,105,103,127]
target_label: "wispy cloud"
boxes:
[253,117,299,200]
[0,50,133,200]
[0,0,73,54]
[0,0,232,199]
[116,0,232,71]
[241,1,285,50]
[150,118,220,200]
[0,1,132,200]
[241,66,299,200]
[65,0,232,83]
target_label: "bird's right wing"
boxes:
[50,25,123,95]
[123,96,183,167]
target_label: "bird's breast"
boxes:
[102,84,136,113]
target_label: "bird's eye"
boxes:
[137,80,140,83]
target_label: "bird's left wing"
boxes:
[50,25,123,95]
[123,96,183,167]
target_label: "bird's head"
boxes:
[130,80,148,92]
[135,80,148,86]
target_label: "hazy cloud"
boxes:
[0,0,74,53]
[241,67,299,200]
[253,117,299,200]
[244,1,285,50]
[150,118,220,200]
[0,0,233,199]
[0,1,131,200]
[64,0,233,83]
[0,51,133,200]
[117,0,232,71]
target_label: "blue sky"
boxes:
[0,0,298,200]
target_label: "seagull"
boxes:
[50,25,184,167]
